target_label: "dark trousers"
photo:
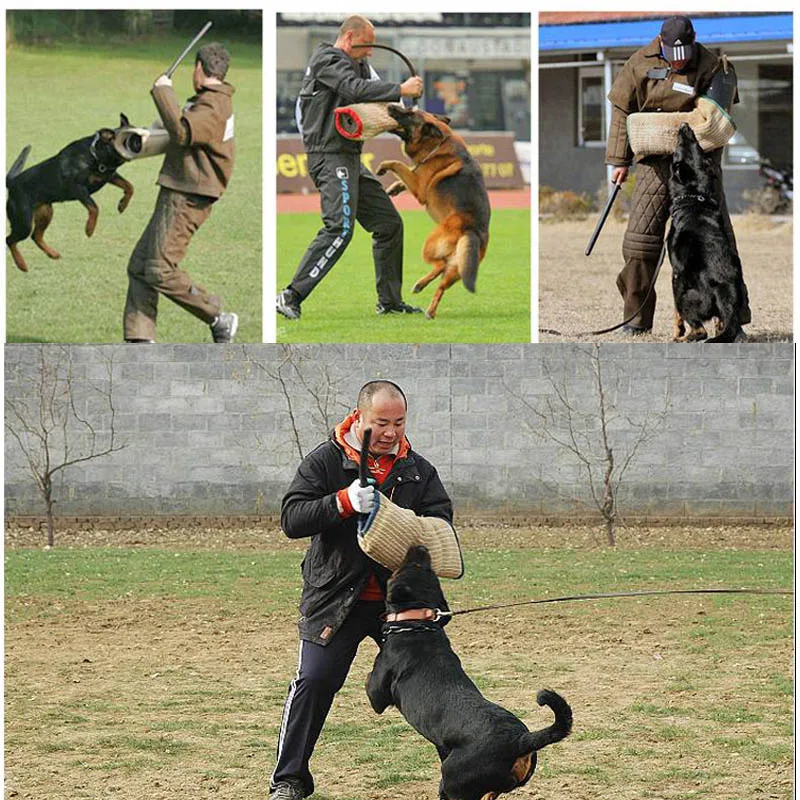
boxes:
[288,152,404,307]
[271,601,384,795]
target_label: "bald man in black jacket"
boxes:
[276,15,424,320]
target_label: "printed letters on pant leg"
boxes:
[289,153,362,300]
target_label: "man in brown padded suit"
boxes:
[606,15,751,336]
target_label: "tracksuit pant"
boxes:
[124,187,221,341]
[617,151,751,329]
[270,600,384,796]
[288,152,405,307]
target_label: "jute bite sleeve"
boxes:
[357,493,464,579]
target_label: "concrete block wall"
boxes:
[4,343,794,520]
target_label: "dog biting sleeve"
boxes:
[357,494,464,579]
[334,103,402,141]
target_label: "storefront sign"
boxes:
[276,133,523,192]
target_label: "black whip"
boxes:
[350,42,418,76]
[359,427,372,488]
[438,587,792,620]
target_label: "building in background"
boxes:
[539,12,793,211]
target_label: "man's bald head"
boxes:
[339,15,373,37]
[357,380,407,412]
[335,15,376,60]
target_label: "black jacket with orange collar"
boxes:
[281,431,453,646]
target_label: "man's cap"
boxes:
[660,15,695,63]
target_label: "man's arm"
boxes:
[605,60,637,171]
[314,52,402,105]
[280,457,345,539]
[151,80,192,146]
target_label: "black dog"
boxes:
[6,113,135,272]
[366,545,572,800]
[668,123,747,342]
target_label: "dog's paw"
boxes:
[387,181,406,197]
[411,281,423,294]
[376,162,389,176]
[118,199,130,214]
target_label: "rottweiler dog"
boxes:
[6,113,135,272]
[377,105,490,319]
[668,123,747,342]
[366,545,572,800]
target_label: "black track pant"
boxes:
[270,601,384,796]
[288,152,404,307]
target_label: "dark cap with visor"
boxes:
[660,15,695,62]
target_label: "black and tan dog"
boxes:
[668,123,747,342]
[377,105,490,319]
[6,113,135,272]
[366,545,572,800]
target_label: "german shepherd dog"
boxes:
[377,105,490,319]
[366,545,572,800]
[6,113,135,272]
[668,123,747,342]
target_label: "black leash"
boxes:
[437,587,792,620]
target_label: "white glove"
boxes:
[154,74,173,88]
[347,479,376,514]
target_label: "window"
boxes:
[578,67,605,147]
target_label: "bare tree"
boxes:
[238,344,350,460]
[508,344,670,545]
[5,345,125,546]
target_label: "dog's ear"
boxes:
[120,113,130,128]
[98,129,116,142]
[422,122,445,140]
[434,113,452,125]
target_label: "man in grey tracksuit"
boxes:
[276,14,424,320]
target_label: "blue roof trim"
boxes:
[539,14,793,51]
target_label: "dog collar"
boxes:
[410,134,452,172]
[89,132,109,174]
[384,607,441,623]
[671,192,712,209]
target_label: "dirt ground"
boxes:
[538,215,793,342]
[5,522,793,800]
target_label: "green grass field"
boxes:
[6,35,262,343]
[276,208,531,343]
[4,525,792,800]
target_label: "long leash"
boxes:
[539,242,667,338]
[436,587,792,620]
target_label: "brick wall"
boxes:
[4,343,794,520]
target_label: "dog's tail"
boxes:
[7,145,31,183]
[455,230,481,293]
[523,689,573,752]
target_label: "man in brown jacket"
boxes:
[124,42,238,343]
[606,15,750,334]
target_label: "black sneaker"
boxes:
[269,779,306,800]
[376,301,423,315]
[620,323,652,337]
[210,312,239,343]
[277,289,302,320]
